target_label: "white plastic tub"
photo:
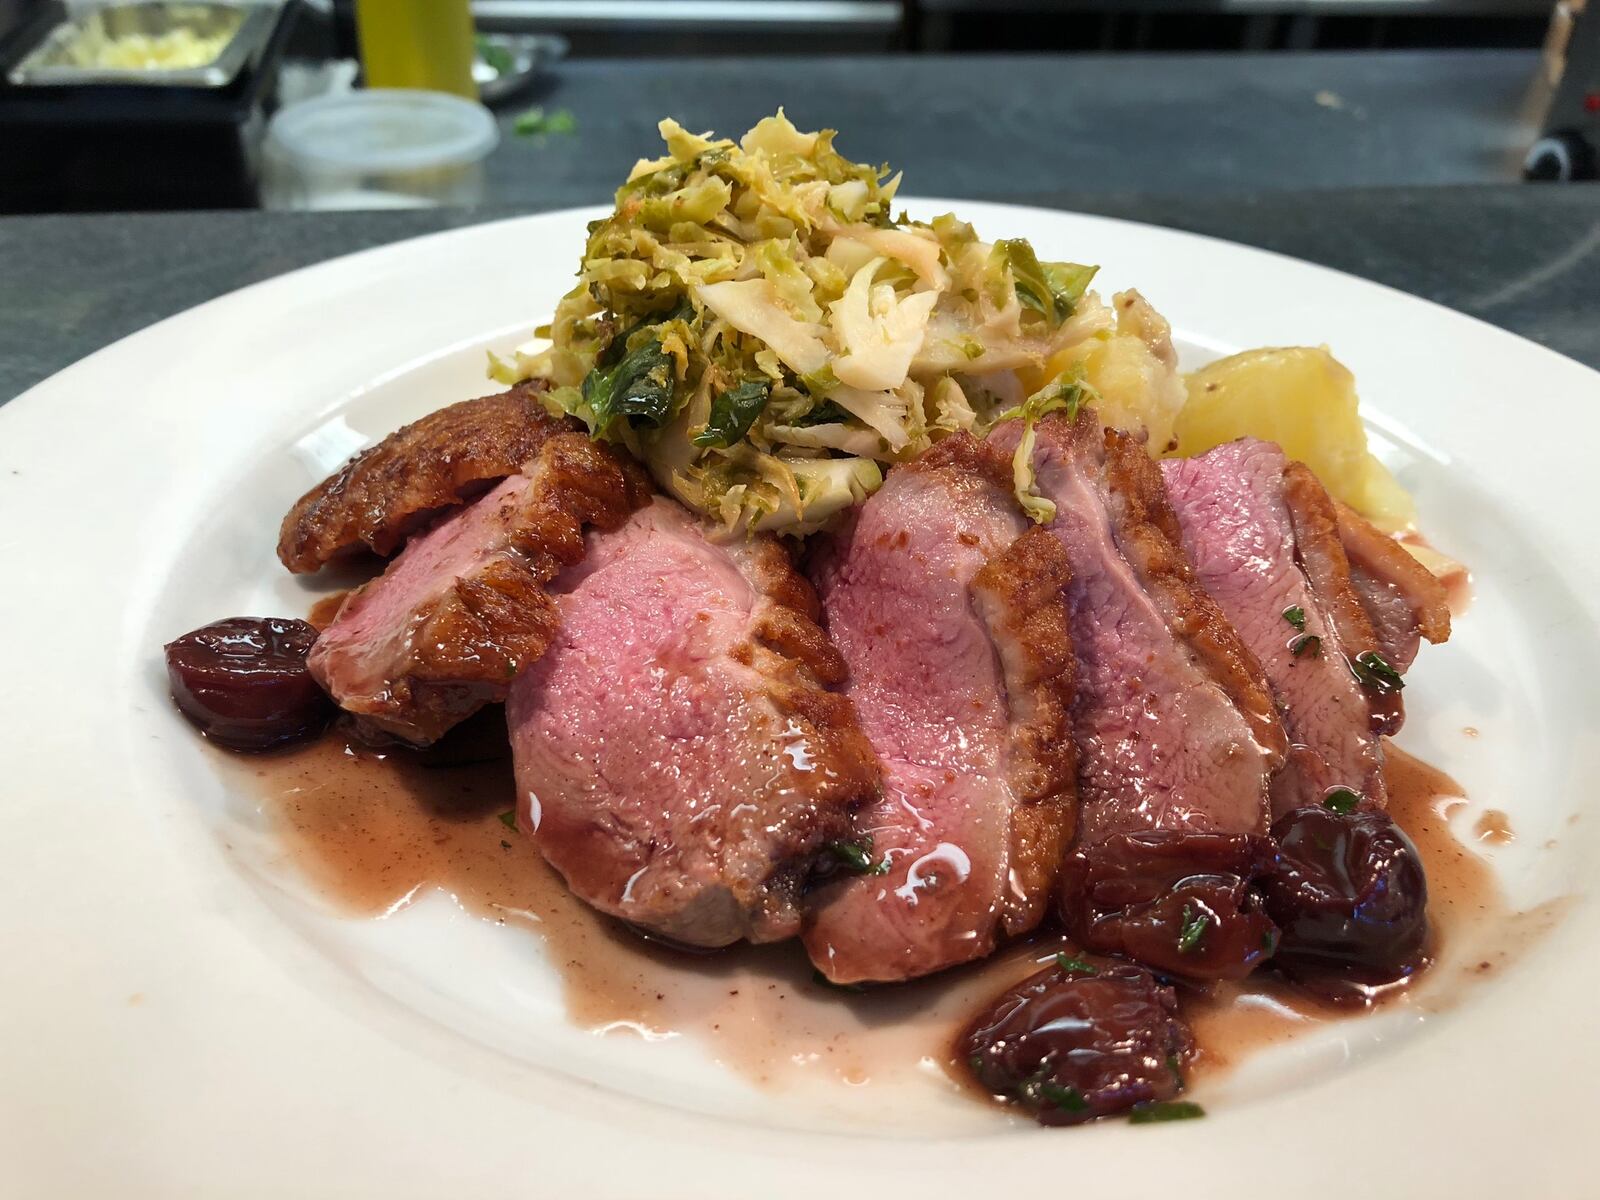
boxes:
[261,89,499,210]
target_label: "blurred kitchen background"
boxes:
[0,0,1595,213]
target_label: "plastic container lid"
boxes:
[265,89,499,175]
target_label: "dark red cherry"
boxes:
[165,617,333,752]
[959,955,1192,1126]
[1260,805,1428,1002]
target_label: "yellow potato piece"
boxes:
[1175,346,1415,531]
[1026,332,1186,460]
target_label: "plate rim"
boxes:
[2,200,1597,1198]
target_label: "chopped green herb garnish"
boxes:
[1177,903,1208,954]
[823,839,889,875]
[1282,605,1306,631]
[512,106,577,138]
[1323,788,1361,814]
[1038,1082,1090,1113]
[825,839,872,872]
[811,968,866,992]
[475,35,514,77]
[1166,1054,1185,1092]
[1055,953,1099,977]
[1291,633,1323,659]
[1128,1100,1206,1124]
[498,810,518,831]
[1352,650,1405,693]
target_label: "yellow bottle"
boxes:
[355,0,477,99]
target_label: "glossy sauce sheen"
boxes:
[243,723,1525,1097]
[307,591,352,631]
[1474,809,1515,846]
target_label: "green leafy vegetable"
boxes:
[1352,650,1405,693]
[581,336,675,430]
[1128,1100,1206,1124]
[998,369,1088,524]
[1323,788,1361,814]
[797,363,840,398]
[1177,903,1208,954]
[1291,633,1323,659]
[498,811,518,831]
[991,239,1098,324]
[513,106,577,138]
[597,300,689,367]
[1282,605,1306,631]
[491,113,1117,535]
[1055,953,1099,977]
[693,378,772,447]
[794,399,852,426]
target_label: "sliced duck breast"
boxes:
[993,409,1283,979]
[506,497,880,949]
[1162,439,1387,815]
[803,435,1078,985]
[279,381,568,573]
[1334,496,1451,674]
[1279,463,1449,738]
[308,431,649,745]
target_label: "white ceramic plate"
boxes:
[3,202,1597,1198]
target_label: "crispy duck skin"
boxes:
[1333,496,1451,671]
[308,431,650,745]
[278,381,570,574]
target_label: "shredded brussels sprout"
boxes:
[495,111,1111,534]
[997,368,1094,523]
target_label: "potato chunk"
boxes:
[1025,290,1186,455]
[1175,346,1415,531]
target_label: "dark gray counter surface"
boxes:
[9,48,1595,402]
[477,51,1545,207]
[3,184,1597,407]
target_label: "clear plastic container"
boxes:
[260,89,498,210]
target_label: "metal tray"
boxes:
[8,2,280,89]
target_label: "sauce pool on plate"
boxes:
[231,715,1523,1101]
